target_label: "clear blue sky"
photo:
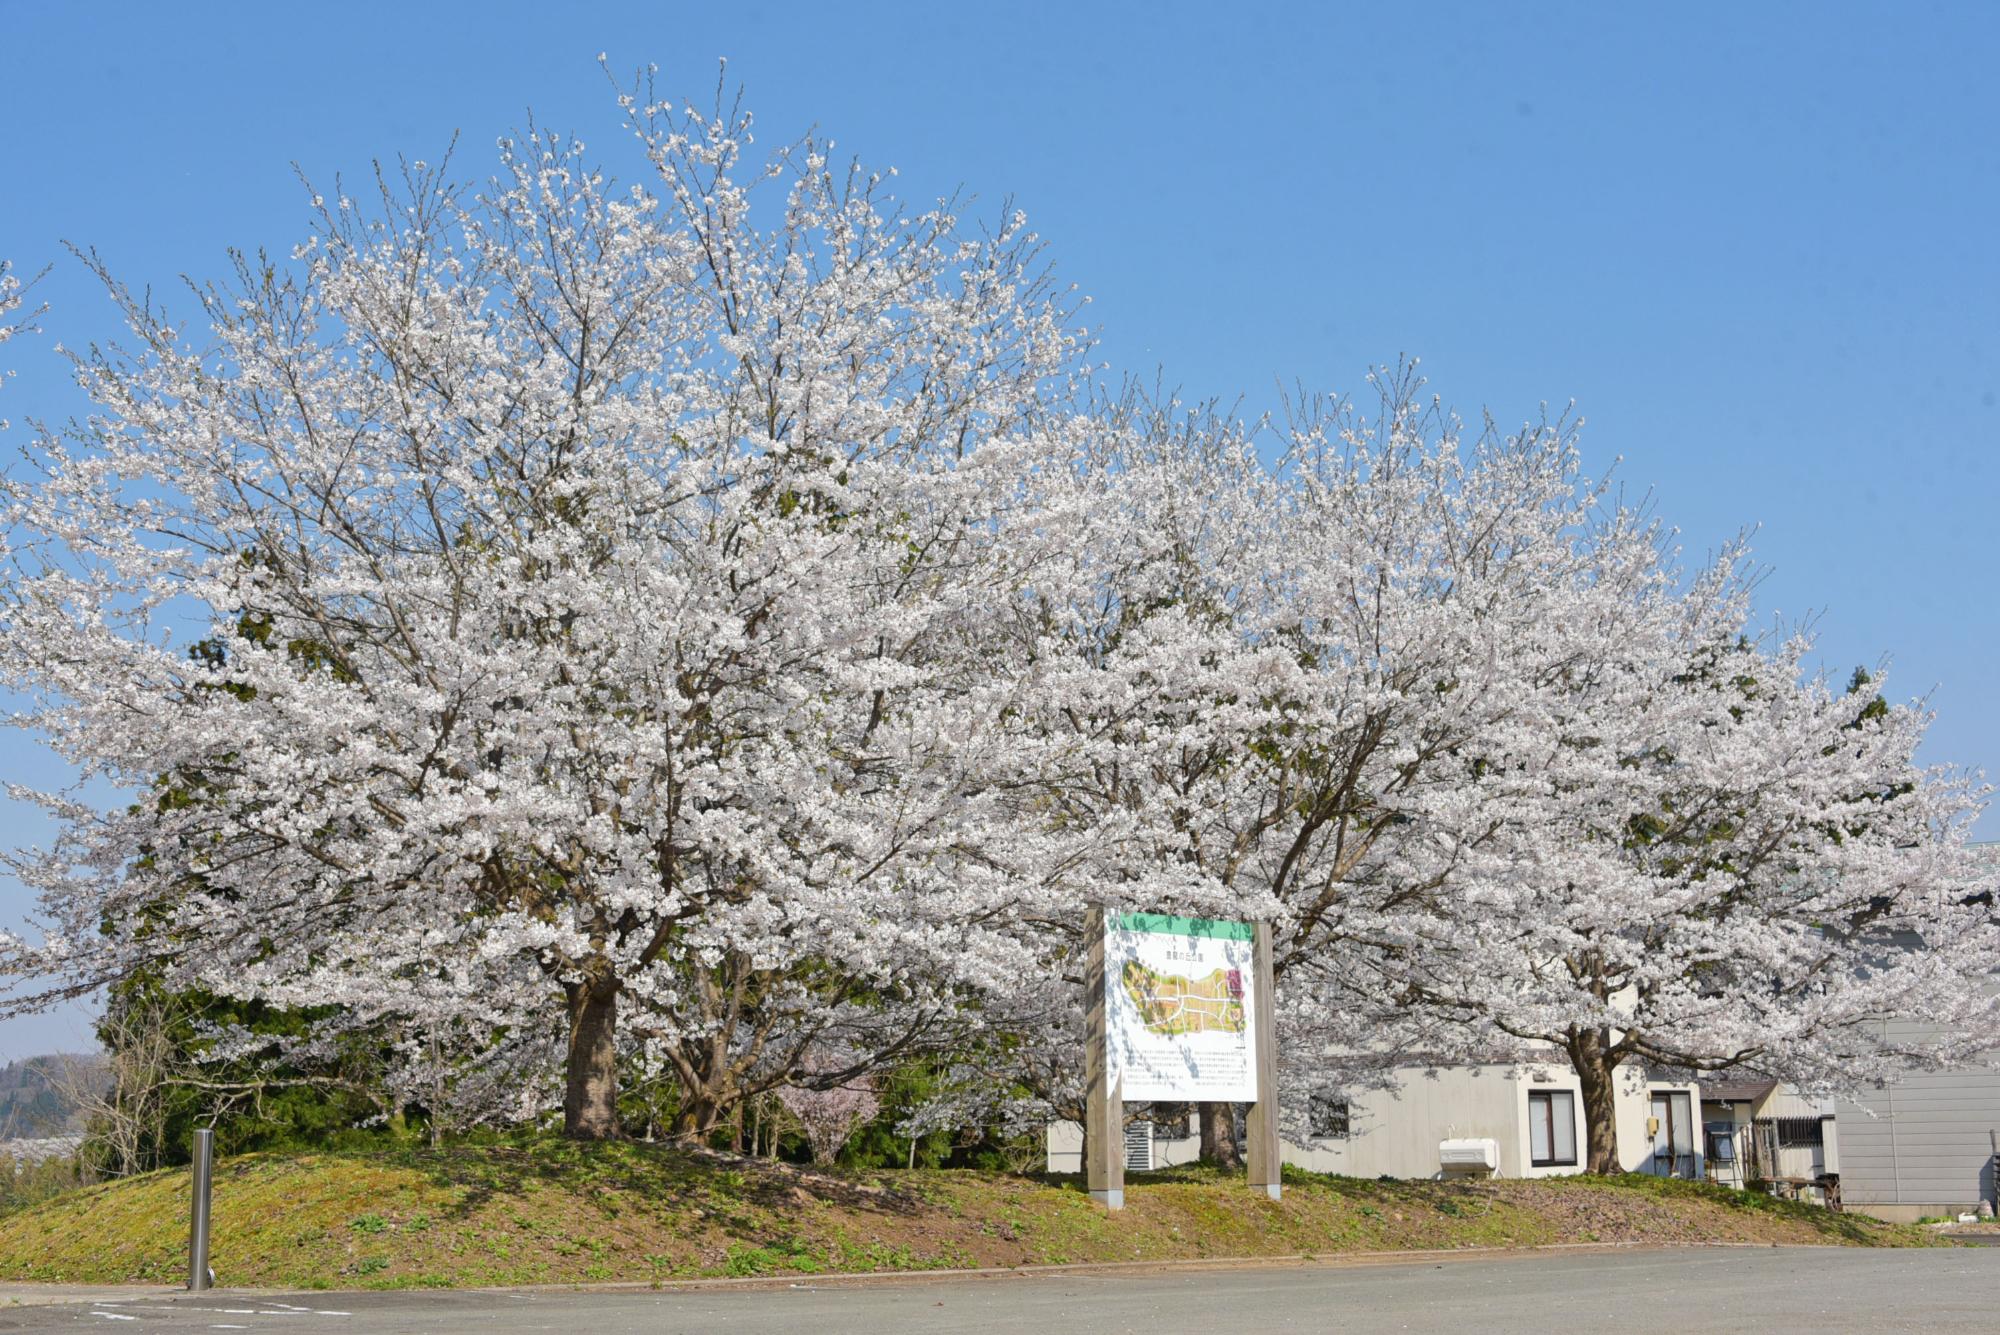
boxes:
[1,0,1994,1056]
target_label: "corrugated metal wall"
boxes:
[1837,1052,2000,1211]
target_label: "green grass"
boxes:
[0,1143,1939,1289]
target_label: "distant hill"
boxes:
[0,1053,106,1139]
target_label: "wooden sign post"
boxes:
[1082,905,1124,1209]
[1084,907,1280,1210]
[1244,919,1282,1200]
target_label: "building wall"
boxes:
[1837,1060,2000,1222]
[1832,858,2000,1221]
[1047,1118,1082,1173]
[1046,1060,1702,1180]
[1288,1063,1534,1179]
[1621,1075,1706,1176]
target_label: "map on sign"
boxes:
[1121,959,1245,1037]
[1104,913,1258,1102]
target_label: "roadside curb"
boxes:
[567,1239,1866,1294]
[0,1285,184,1308]
[2,1239,1947,1303]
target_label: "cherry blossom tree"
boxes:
[1149,373,1995,1172]
[777,1074,880,1164]
[909,375,1628,1155]
[974,375,1670,1149]
[1379,542,1999,1172]
[1246,379,1663,1089]
[934,370,1996,1178]
[989,399,1296,1164]
[0,85,1099,1140]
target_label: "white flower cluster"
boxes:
[0,260,44,432]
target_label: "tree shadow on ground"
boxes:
[397,1138,931,1246]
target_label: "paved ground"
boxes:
[5,1247,1995,1333]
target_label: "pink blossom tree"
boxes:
[777,1078,881,1165]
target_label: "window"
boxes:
[1528,1089,1578,1167]
[1775,1117,1825,1149]
[1309,1093,1350,1139]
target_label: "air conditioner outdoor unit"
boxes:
[1439,1138,1499,1176]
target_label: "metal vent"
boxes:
[1124,1120,1153,1172]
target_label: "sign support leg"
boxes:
[1083,906,1124,1210]
[1245,920,1282,1201]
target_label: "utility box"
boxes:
[1439,1138,1500,1177]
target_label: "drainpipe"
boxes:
[1987,1129,1997,1218]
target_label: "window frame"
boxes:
[1774,1116,1826,1149]
[1308,1092,1351,1140]
[1527,1088,1579,1168]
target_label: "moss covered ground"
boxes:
[0,1142,1938,1289]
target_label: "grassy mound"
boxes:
[0,1142,1936,1289]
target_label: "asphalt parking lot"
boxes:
[6,1245,1996,1333]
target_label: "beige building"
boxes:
[1047,1057,1703,1180]
[1700,1078,1839,1199]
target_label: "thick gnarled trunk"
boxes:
[1198,1100,1241,1168]
[563,979,622,1140]
[1569,1028,1621,1175]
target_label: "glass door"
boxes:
[1650,1092,1695,1178]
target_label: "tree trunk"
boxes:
[563,979,621,1140]
[667,1037,730,1141]
[1198,1101,1241,1168]
[670,1097,720,1139]
[1569,1029,1621,1175]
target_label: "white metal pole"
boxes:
[188,1127,214,1291]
